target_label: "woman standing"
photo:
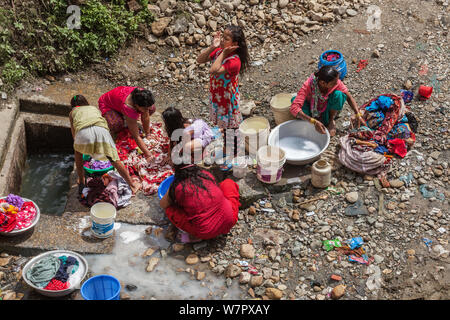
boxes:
[196,25,250,170]
[98,86,156,162]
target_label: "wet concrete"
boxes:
[0,212,114,256]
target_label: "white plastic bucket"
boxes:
[232,157,247,179]
[90,202,117,238]
[270,93,296,125]
[238,116,270,157]
[256,146,286,184]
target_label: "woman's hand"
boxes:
[212,31,221,48]
[313,120,327,134]
[354,113,367,128]
[223,45,239,56]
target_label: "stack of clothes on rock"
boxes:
[339,93,418,183]
[79,171,133,208]
[115,122,174,195]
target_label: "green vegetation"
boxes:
[0,0,154,90]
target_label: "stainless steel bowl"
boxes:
[268,120,330,165]
[0,197,40,237]
[22,250,88,298]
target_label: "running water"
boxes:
[20,153,74,215]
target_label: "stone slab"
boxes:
[65,171,169,226]
[0,101,19,170]
[19,95,72,117]
[0,212,114,256]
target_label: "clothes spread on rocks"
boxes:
[115,122,174,195]
[339,94,417,176]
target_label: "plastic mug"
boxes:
[418,85,433,100]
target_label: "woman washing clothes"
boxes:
[98,86,157,162]
[159,163,240,243]
[69,95,141,195]
[162,106,214,165]
[290,65,366,136]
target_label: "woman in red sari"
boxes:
[160,164,240,242]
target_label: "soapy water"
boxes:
[84,222,243,300]
[276,136,322,159]
[20,153,74,215]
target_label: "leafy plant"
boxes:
[0,0,155,89]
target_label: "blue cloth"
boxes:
[365,95,394,112]
[54,256,79,283]
[399,115,408,123]
[374,145,389,154]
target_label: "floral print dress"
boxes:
[209,48,243,129]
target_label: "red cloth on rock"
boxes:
[165,171,240,240]
[387,138,407,158]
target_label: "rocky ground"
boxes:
[1,0,449,300]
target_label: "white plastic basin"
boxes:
[268,120,330,165]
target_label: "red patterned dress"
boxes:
[209,48,243,129]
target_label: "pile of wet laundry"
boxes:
[0,194,37,233]
[115,122,174,195]
[339,93,417,178]
[79,171,133,208]
[26,254,80,291]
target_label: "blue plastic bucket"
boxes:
[81,275,121,300]
[158,175,174,200]
[318,50,347,80]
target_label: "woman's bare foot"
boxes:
[327,120,337,137]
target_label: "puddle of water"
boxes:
[84,223,243,300]
[20,153,74,215]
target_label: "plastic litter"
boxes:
[398,172,414,186]
[400,90,414,104]
[419,184,445,200]
[422,238,432,251]
[349,254,373,265]
[326,186,343,195]
[323,238,342,251]
[345,199,369,216]
[418,85,433,100]
[418,64,428,76]
[356,59,368,72]
[348,237,364,250]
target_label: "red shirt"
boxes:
[98,86,141,120]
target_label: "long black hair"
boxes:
[162,107,187,141]
[70,94,89,108]
[314,65,340,83]
[168,164,218,207]
[226,24,250,74]
[130,88,155,107]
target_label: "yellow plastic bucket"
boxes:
[270,93,296,125]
